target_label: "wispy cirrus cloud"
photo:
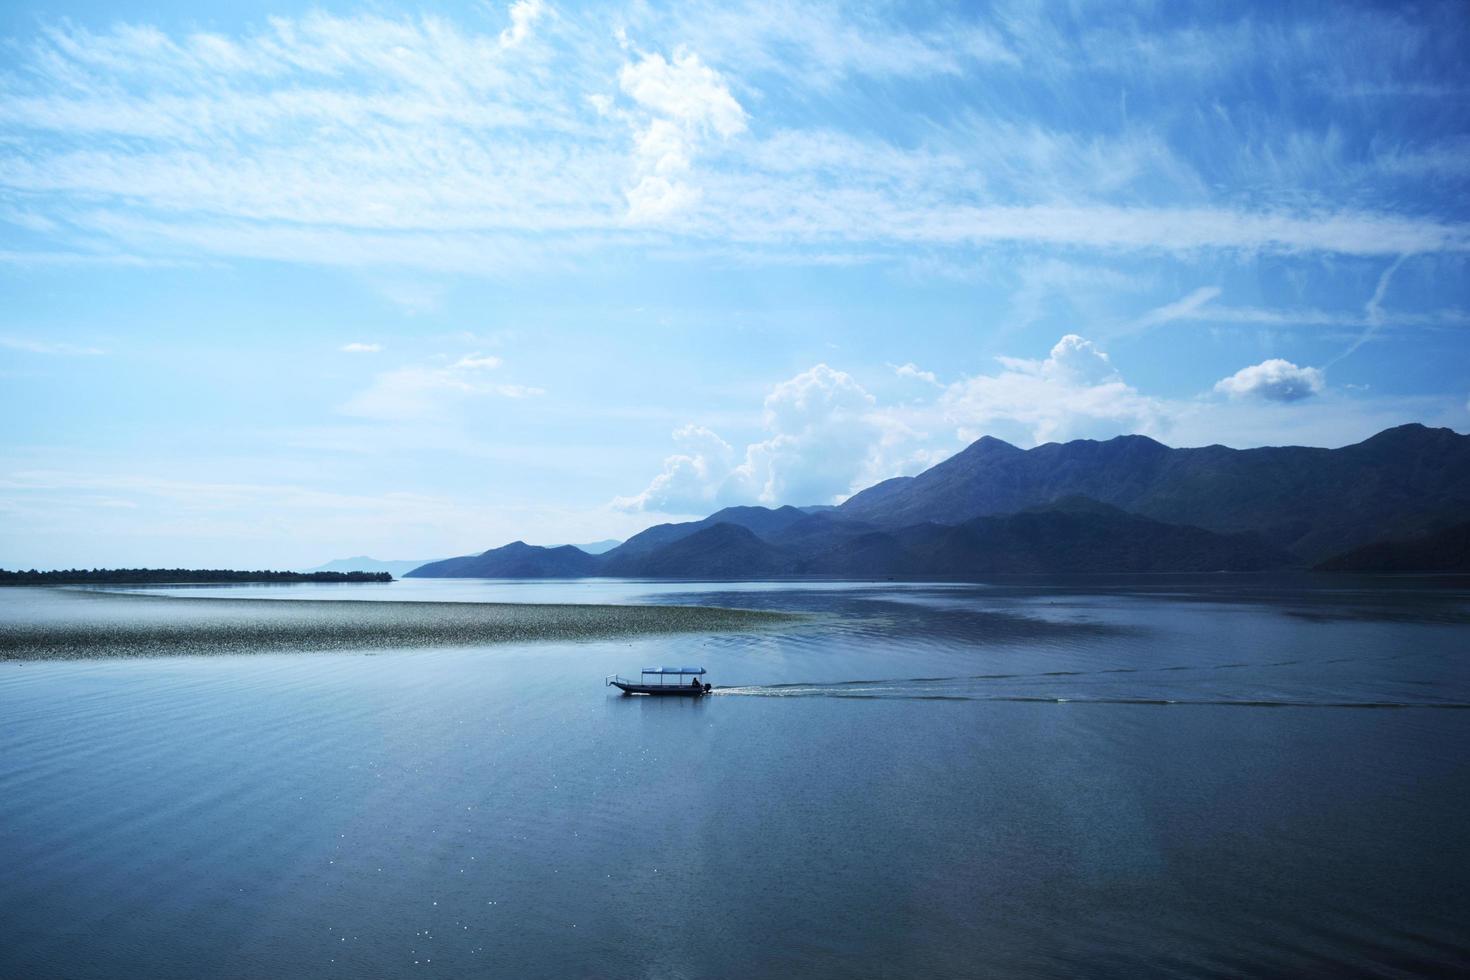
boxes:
[339,352,541,421]
[1131,287,1223,333]
[891,362,941,387]
[1144,304,1470,330]
[3,4,1469,275]
[622,0,1019,90]
[1124,256,1470,358]
[1,336,106,355]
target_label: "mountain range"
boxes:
[839,423,1470,561]
[407,423,1470,579]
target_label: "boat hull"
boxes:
[611,681,707,696]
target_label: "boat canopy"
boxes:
[641,666,706,675]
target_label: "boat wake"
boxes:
[711,685,1470,708]
[711,655,1470,708]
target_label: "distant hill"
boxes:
[307,556,438,577]
[839,424,1470,562]
[606,523,791,578]
[407,542,603,579]
[607,505,810,560]
[1315,520,1470,572]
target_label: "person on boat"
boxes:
[690,675,702,691]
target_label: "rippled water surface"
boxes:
[2,577,1469,978]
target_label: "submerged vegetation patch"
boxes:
[0,591,804,661]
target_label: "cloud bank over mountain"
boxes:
[617,334,1361,512]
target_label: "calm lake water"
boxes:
[2,577,1468,978]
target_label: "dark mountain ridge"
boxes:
[410,497,1297,579]
[407,424,1468,579]
[839,424,1470,561]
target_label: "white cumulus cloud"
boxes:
[1213,359,1326,402]
[498,0,546,49]
[340,342,382,353]
[611,425,735,513]
[616,47,747,222]
[729,364,881,506]
[618,49,747,136]
[957,334,1158,444]
[616,364,903,512]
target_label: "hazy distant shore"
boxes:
[0,590,803,661]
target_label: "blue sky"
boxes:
[2,0,1468,568]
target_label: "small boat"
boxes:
[606,666,711,696]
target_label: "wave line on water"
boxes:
[710,686,1470,709]
[726,649,1428,694]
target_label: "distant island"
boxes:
[0,569,393,586]
[409,423,1470,579]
